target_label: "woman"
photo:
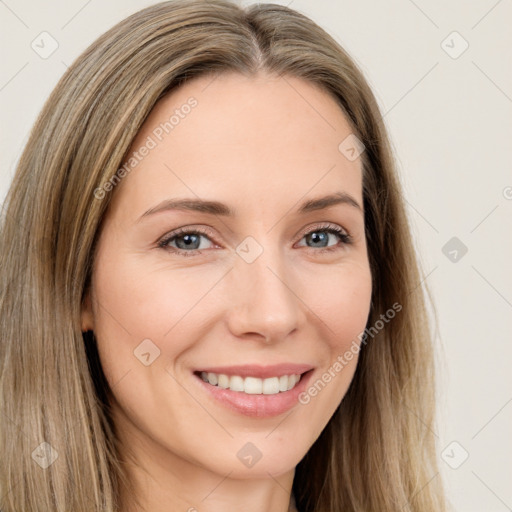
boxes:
[0,1,450,510]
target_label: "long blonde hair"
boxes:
[0,1,450,510]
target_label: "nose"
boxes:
[225,243,304,344]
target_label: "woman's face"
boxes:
[82,71,372,486]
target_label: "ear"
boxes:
[81,288,95,332]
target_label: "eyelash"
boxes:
[157,223,353,258]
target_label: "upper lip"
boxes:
[195,364,314,379]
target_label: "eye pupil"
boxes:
[177,234,200,249]
[307,231,328,247]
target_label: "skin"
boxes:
[81,71,372,512]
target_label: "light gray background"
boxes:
[1,1,511,510]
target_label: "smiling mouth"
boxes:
[193,370,309,395]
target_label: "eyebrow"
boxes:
[138,191,362,222]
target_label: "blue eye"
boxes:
[158,223,352,257]
[297,225,352,252]
[158,227,214,256]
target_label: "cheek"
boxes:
[92,255,214,344]
[306,262,373,350]
[89,253,232,398]
[88,256,219,444]
[294,263,372,418]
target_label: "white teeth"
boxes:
[230,375,244,392]
[244,377,263,394]
[287,374,298,390]
[217,373,230,389]
[199,372,302,395]
[262,377,279,394]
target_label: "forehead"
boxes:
[109,72,363,218]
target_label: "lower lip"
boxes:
[193,370,314,418]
